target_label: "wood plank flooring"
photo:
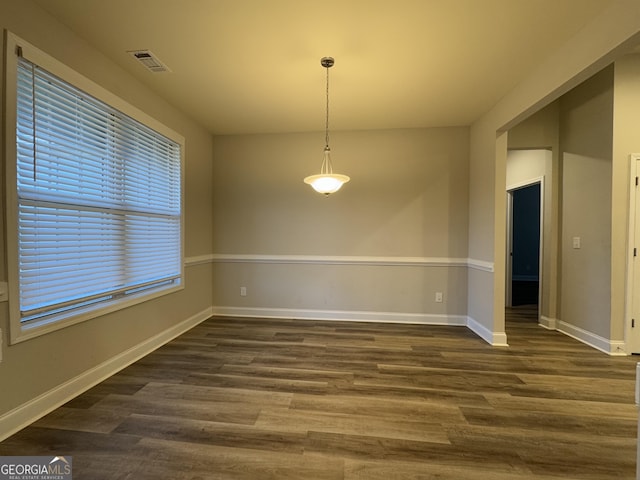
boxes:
[1,306,638,479]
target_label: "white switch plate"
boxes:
[240,286,247,297]
[572,237,581,249]
[435,292,443,303]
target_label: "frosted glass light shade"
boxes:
[304,147,350,195]
[304,173,350,194]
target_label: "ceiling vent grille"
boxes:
[127,50,171,73]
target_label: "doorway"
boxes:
[506,181,542,309]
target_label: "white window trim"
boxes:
[5,32,185,344]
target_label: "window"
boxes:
[5,33,184,342]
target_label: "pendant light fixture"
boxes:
[304,57,350,195]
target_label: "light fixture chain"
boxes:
[325,64,330,148]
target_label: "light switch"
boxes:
[572,237,581,249]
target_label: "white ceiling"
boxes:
[33,0,617,135]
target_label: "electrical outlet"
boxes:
[240,286,247,297]
[435,292,443,303]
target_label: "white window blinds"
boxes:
[16,55,182,323]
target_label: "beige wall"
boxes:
[467,119,502,336]
[0,1,214,420]
[211,128,470,320]
[508,103,561,151]
[559,66,614,339]
[506,149,548,186]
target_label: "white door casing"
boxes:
[626,154,640,354]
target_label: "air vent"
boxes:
[127,50,171,73]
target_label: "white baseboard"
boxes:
[557,320,627,356]
[0,307,212,442]
[466,316,509,346]
[211,306,468,326]
[539,315,558,330]
[211,306,469,326]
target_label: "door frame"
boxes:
[625,154,640,353]
[506,176,545,315]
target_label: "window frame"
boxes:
[5,32,185,344]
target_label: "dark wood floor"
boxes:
[1,306,638,479]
